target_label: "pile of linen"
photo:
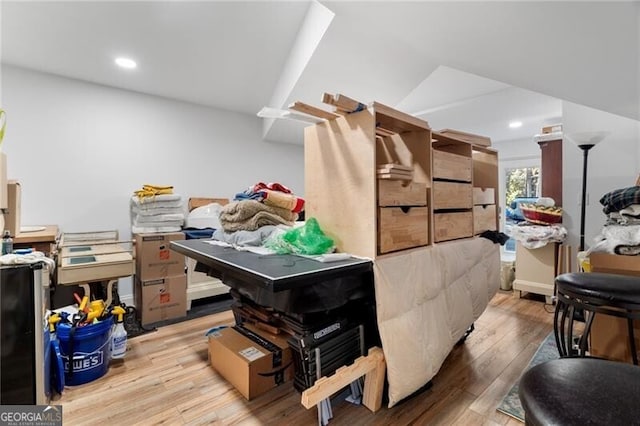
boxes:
[592,186,640,255]
[212,182,304,246]
[130,185,185,233]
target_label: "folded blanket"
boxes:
[600,186,640,214]
[212,225,280,246]
[220,200,297,232]
[132,213,184,225]
[130,194,183,207]
[131,205,185,216]
[262,189,305,213]
[132,225,182,234]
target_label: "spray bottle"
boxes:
[110,306,127,359]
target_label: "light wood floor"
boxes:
[56,291,554,425]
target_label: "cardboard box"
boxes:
[5,180,21,236]
[589,252,640,276]
[590,314,640,363]
[589,253,640,362]
[134,232,186,280]
[135,275,187,325]
[208,324,293,400]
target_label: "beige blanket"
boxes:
[374,238,500,407]
[220,200,297,232]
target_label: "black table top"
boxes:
[170,239,372,293]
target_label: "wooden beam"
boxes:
[362,347,386,412]
[288,101,339,121]
[322,92,367,113]
[301,347,385,412]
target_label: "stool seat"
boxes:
[554,273,640,364]
[556,272,640,307]
[519,358,640,426]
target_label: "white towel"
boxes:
[130,194,183,207]
[132,225,182,234]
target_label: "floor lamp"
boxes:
[567,131,610,252]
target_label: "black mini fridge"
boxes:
[0,262,50,404]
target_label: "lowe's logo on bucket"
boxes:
[63,351,104,372]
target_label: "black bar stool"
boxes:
[554,272,640,364]
[519,358,640,426]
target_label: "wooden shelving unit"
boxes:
[304,94,499,257]
[431,134,473,243]
[305,102,431,258]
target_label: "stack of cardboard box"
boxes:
[134,232,187,325]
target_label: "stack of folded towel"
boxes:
[593,186,640,255]
[219,200,297,232]
[130,185,185,233]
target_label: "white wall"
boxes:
[1,65,304,299]
[562,101,640,252]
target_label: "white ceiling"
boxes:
[1,1,638,145]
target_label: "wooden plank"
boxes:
[377,168,413,176]
[362,348,386,412]
[379,163,414,172]
[375,127,395,137]
[301,347,385,410]
[288,101,339,120]
[377,173,412,181]
[322,92,367,113]
[438,128,491,147]
[373,101,430,132]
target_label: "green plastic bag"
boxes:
[265,218,334,255]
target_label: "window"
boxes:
[505,166,540,207]
[504,166,540,253]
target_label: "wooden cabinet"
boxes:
[429,136,499,242]
[513,242,558,304]
[305,102,431,258]
[305,100,499,257]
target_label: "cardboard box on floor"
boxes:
[589,253,640,362]
[208,324,293,400]
[134,232,186,280]
[135,275,187,325]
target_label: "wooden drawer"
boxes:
[378,206,429,254]
[473,187,495,205]
[434,211,473,242]
[473,204,497,234]
[432,149,472,182]
[433,181,472,210]
[378,180,427,207]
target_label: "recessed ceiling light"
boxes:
[509,121,523,129]
[115,57,137,69]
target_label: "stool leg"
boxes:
[579,311,596,356]
[567,304,577,356]
[554,300,564,356]
[627,318,638,365]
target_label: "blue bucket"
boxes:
[56,318,113,386]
